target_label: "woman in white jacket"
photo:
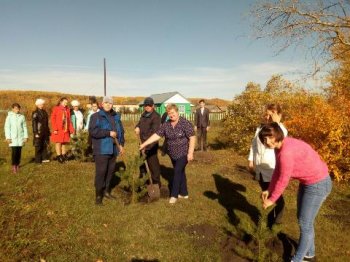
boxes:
[248,104,287,228]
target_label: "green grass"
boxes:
[0,122,349,261]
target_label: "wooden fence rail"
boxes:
[120,112,227,122]
[0,110,227,122]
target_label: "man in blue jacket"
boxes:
[89,96,125,205]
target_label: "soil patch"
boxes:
[220,231,297,261]
[165,223,219,248]
[220,234,252,262]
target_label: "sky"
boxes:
[0,0,312,100]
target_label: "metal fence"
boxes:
[120,112,227,122]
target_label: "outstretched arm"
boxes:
[139,133,161,151]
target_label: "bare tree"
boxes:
[251,0,350,75]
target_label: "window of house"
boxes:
[178,105,185,114]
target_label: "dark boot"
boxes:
[57,155,64,163]
[62,154,69,162]
[95,190,103,205]
[104,189,116,200]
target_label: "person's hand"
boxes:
[248,161,254,172]
[187,152,194,161]
[194,126,197,132]
[119,146,124,156]
[6,139,12,144]
[134,127,140,135]
[110,131,117,138]
[270,112,282,123]
[263,199,274,209]
[261,190,269,202]
[23,138,28,143]
[206,126,210,131]
[35,134,40,138]
[139,143,145,151]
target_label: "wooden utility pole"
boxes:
[104,58,106,96]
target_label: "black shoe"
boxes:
[62,154,69,162]
[57,155,65,163]
[104,191,116,200]
[95,190,103,205]
[95,195,103,205]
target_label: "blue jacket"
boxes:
[4,111,28,147]
[89,109,125,156]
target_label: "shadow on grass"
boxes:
[208,138,228,150]
[160,164,173,193]
[204,173,260,226]
[204,173,298,261]
[277,233,298,261]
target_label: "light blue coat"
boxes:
[4,111,28,147]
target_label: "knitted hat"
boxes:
[35,98,45,106]
[102,96,113,104]
[71,100,80,107]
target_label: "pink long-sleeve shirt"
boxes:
[268,137,329,203]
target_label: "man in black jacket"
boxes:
[32,98,51,163]
[194,99,210,151]
[135,97,161,186]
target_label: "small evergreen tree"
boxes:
[116,154,149,203]
[70,132,92,162]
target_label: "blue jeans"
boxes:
[170,156,188,198]
[292,175,332,262]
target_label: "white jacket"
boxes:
[248,123,288,182]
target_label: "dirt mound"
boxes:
[166,223,218,248]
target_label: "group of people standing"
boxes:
[3,96,211,207]
[4,97,100,171]
[3,96,331,261]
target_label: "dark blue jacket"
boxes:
[89,109,125,156]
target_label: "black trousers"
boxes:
[259,173,285,228]
[170,156,188,197]
[197,127,208,150]
[94,154,116,193]
[11,146,22,166]
[140,144,161,185]
[34,138,49,163]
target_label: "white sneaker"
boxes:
[42,159,50,163]
[178,195,189,199]
[169,197,177,204]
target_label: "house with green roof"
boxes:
[139,91,193,115]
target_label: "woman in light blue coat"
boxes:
[4,103,28,173]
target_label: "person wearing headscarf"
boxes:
[32,98,51,163]
[70,100,84,134]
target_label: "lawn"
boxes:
[0,121,349,261]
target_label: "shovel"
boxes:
[141,151,160,201]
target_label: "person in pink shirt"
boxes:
[258,122,332,262]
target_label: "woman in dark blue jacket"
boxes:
[89,96,124,205]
